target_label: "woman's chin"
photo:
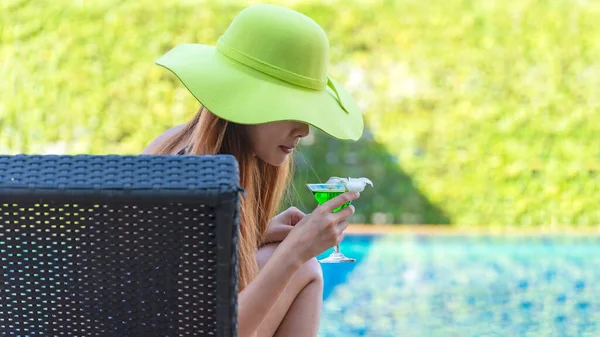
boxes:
[267,154,289,166]
[271,157,287,167]
[260,154,288,167]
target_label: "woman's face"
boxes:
[247,121,310,166]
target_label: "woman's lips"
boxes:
[279,146,294,154]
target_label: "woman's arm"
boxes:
[262,225,293,245]
[236,192,360,337]
[261,207,305,245]
[142,124,186,154]
[237,241,302,337]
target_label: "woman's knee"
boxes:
[302,257,323,284]
[256,243,323,283]
[257,243,280,269]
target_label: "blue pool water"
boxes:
[317,234,600,337]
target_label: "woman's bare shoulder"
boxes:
[142,124,187,154]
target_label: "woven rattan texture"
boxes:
[0,155,240,201]
[0,155,240,337]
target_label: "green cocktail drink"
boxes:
[307,177,373,263]
[307,183,351,213]
[306,183,355,263]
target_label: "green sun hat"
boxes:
[155,4,364,141]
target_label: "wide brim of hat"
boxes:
[155,44,364,141]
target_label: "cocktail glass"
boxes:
[306,183,355,263]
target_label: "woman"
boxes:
[144,4,364,337]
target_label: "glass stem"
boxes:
[334,245,341,253]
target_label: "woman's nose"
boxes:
[295,122,310,138]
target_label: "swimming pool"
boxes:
[317,234,600,337]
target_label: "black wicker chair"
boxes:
[0,155,241,337]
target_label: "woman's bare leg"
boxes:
[273,272,323,337]
[255,243,323,337]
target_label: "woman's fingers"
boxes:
[335,220,349,232]
[285,207,306,226]
[332,204,355,223]
[336,232,345,245]
[321,192,359,213]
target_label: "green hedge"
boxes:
[2,0,599,225]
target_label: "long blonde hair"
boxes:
[150,107,293,290]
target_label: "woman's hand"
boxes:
[262,207,306,245]
[279,191,360,264]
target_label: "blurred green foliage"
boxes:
[291,128,451,225]
[2,0,599,225]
